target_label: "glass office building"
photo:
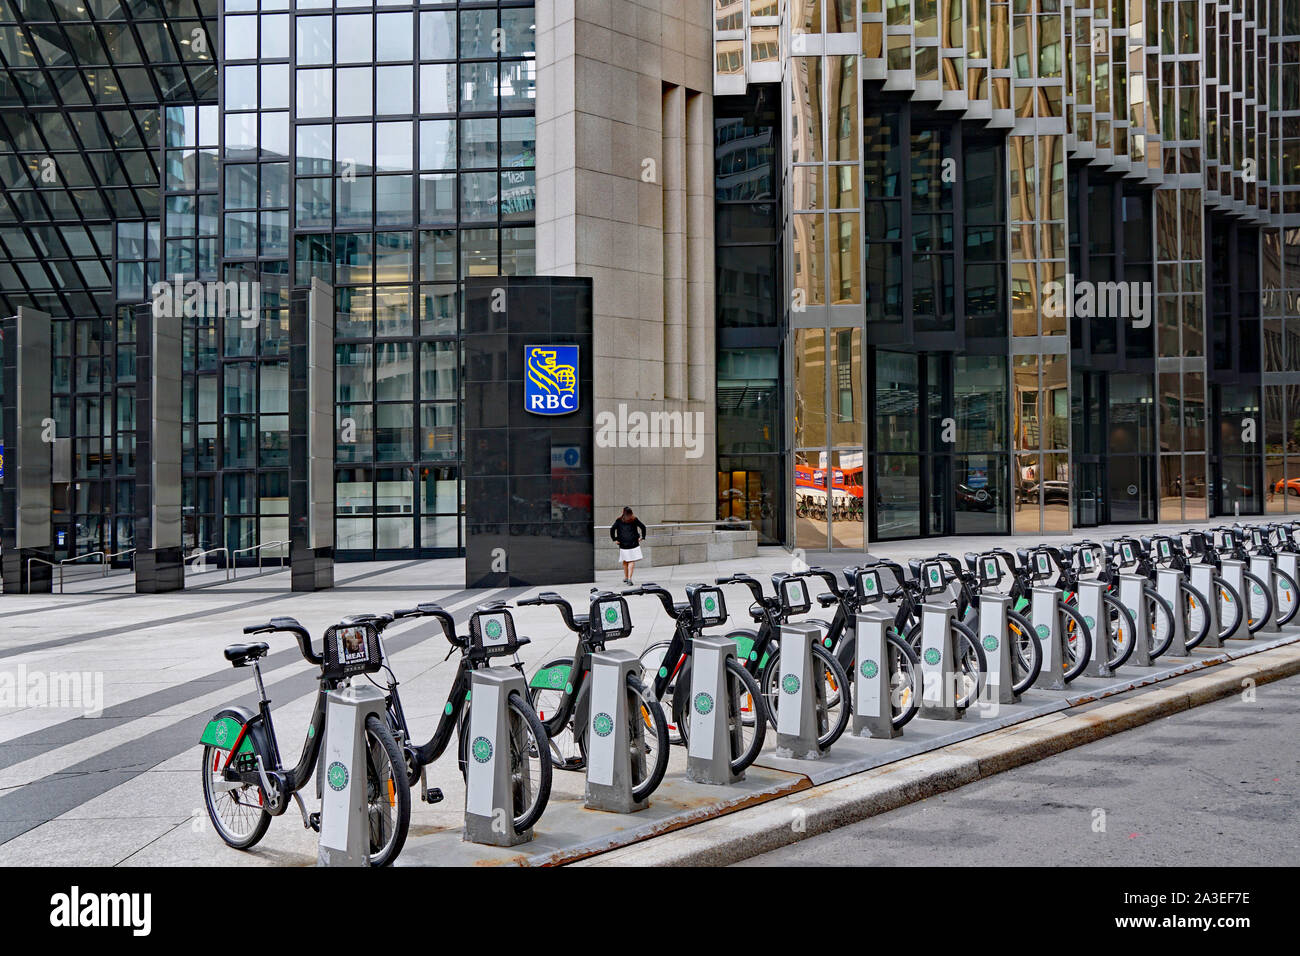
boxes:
[3,0,1300,566]
[713,0,1300,550]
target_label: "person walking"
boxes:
[610,506,648,585]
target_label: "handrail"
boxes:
[26,548,137,594]
[230,540,288,578]
[187,546,233,582]
[26,556,57,594]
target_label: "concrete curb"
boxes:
[574,643,1300,866]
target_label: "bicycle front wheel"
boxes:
[673,657,768,773]
[1243,571,1274,634]
[1143,586,1175,659]
[1004,609,1043,694]
[1274,568,1299,626]
[637,640,683,743]
[625,675,670,802]
[904,619,987,709]
[758,643,852,750]
[1181,580,1212,650]
[1102,592,1136,669]
[834,626,920,729]
[1216,575,1243,638]
[457,693,553,833]
[1058,602,1092,682]
[363,713,411,867]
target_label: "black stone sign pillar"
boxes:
[1,307,53,593]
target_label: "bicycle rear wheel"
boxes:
[200,714,271,851]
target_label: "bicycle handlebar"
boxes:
[243,617,322,665]
[715,573,765,604]
[622,583,678,619]
[516,591,579,631]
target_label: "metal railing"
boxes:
[596,518,754,537]
[230,540,289,578]
[187,546,232,581]
[26,547,137,594]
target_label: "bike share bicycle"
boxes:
[1100,536,1178,659]
[1236,524,1300,626]
[1139,534,1214,649]
[989,546,1095,680]
[342,600,553,837]
[1206,528,1274,634]
[200,616,410,865]
[518,589,670,804]
[628,582,768,772]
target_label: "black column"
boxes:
[288,279,334,590]
[1,307,53,593]
[464,276,593,587]
[134,303,185,592]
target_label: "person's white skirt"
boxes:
[619,546,644,562]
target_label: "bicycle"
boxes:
[991,546,1094,681]
[629,582,768,771]
[1103,536,1178,659]
[707,571,852,748]
[344,601,553,835]
[1179,530,1246,639]
[790,564,921,729]
[1141,534,1214,649]
[1238,524,1300,626]
[199,616,410,865]
[1208,527,1274,634]
[519,589,670,804]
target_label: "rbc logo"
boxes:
[525,345,579,415]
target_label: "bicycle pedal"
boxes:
[307,811,321,832]
[423,787,444,805]
[559,757,585,770]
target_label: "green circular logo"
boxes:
[923,647,941,666]
[983,635,998,652]
[471,736,493,763]
[703,596,717,613]
[564,683,573,694]
[604,606,619,624]
[694,692,714,715]
[658,666,668,678]
[1253,585,1264,596]
[750,651,758,661]
[326,761,348,791]
[860,659,879,679]
[864,577,876,592]
[485,619,503,640]
[782,673,801,695]
[1036,624,1050,640]
[592,712,613,737]
[213,722,229,745]
[1084,615,1095,629]
[547,669,565,688]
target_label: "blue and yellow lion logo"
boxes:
[525,345,579,415]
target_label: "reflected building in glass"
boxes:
[714,0,1300,548]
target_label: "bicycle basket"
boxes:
[322,622,382,680]
[591,595,633,640]
[468,608,521,658]
[777,575,811,615]
[687,584,727,626]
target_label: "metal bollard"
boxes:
[1118,574,1153,666]
[464,665,534,846]
[1190,564,1222,649]
[686,635,747,784]
[775,622,829,758]
[1156,568,1189,657]
[977,592,1019,704]
[317,683,388,867]
[918,602,962,719]
[852,609,901,737]
[1249,555,1280,633]
[1219,559,1252,640]
[1031,586,1066,690]
[584,649,650,813]
[1077,580,1112,678]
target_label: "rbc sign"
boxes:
[524,345,579,415]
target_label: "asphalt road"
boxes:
[739,674,1300,866]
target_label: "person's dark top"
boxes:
[610,517,647,549]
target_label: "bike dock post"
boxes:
[1249,555,1280,634]
[1156,568,1189,656]
[919,602,962,719]
[584,649,650,813]
[776,622,829,758]
[1031,586,1067,690]
[1189,564,1222,649]
[1219,559,1252,640]
[1077,579,1112,678]
[977,592,1019,705]
[852,609,901,737]
[317,683,388,867]
[687,635,746,784]
[1276,551,1299,599]
[1118,574,1153,666]
[464,666,534,846]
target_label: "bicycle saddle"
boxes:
[224,642,269,667]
